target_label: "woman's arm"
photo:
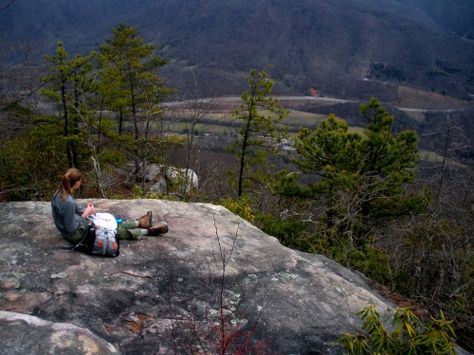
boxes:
[81,203,95,219]
[74,200,94,219]
[74,201,85,216]
[64,200,81,234]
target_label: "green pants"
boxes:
[64,219,146,243]
[64,220,90,244]
[117,220,147,240]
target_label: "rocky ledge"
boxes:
[0,199,393,354]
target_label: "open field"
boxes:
[162,96,341,135]
[396,86,474,110]
[161,95,471,168]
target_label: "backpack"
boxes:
[73,213,120,257]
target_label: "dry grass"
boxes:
[396,86,473,110]
[418,150,465,168]
[284,110,326,128]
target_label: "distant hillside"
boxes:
[393,0,474,38]
[1,0,473,99]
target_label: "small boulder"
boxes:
[0,311,119,354]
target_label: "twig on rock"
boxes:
[108,269,153,279]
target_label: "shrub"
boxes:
[0,121,68,200]
[339,306,456,354]
[219,196,256,224]
[257,212,308,249]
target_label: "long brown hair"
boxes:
[56,168,82,200]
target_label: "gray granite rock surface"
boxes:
[0,200,393,354]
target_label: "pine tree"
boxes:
[278,98,427,246]
[98,24,172,181]
[99,24,172,180]
[98,24,169,139]
[41,42,95,168]
[231,69,288,198]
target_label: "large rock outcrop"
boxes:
[0,200,393,354]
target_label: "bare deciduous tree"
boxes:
[167,72,218,199]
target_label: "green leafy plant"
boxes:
[219,196,256,224]
[339,306,456,354]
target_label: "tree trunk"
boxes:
[238,106,254,198]
[98,97,104,149]
[71,85,80,168]
[61,79,74,168]
[118,108,123,135]
[128,66,138,140]
[434,118,451,218]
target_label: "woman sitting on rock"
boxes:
[51,168,168,244]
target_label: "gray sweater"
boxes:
[51,193,86,236]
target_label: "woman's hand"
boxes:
[82,203,95,219]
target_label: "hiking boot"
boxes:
[148,221,168,236]
[137,211,153,228]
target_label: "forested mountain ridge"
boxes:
[1,0,473,98]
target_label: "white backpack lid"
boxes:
[89,212,118,230]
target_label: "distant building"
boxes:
[310,87,319,97]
